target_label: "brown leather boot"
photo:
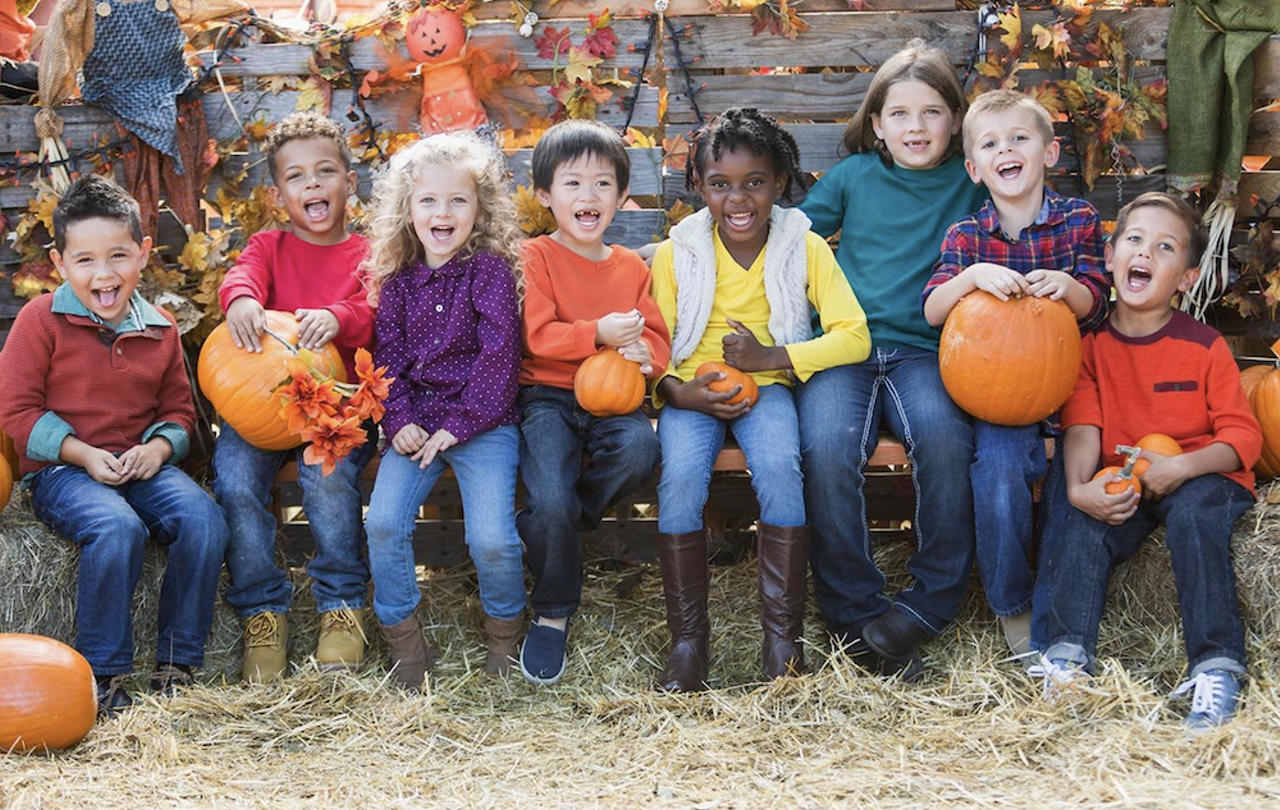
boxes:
[484,614,524,676]
[757,523,809,679]
[656,530,710,692]
[380,613,436,691]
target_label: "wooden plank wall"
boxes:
[0,2,1278,347]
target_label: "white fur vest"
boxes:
[667,206,814,367]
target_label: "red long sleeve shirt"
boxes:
[218,230,373,378]
[1061,312,1261,495]
[0,292,195,477]
[519,236,671,390]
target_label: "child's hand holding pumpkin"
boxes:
[1026,269,1079,302]
[1068,472,1140,526]
[597,310,645,347]
[659,373,750,420]
[295,308,340,350]
[1136,451,1191,499]
[226,296,268,352]
[617,341,653,376]
[963,262,1029,302]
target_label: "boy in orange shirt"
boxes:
[1032,193,1261,732]
[517,120,671,684]
[214,112,376,683]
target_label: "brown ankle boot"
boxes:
[757,523,809,679]
[380,613,436,691]
[484,614,524,676]
[657,530,710,692]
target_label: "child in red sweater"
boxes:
[213,112,375,683]
[517,120,671,685]
[0,175,228,714]
[1032,193,1262,732]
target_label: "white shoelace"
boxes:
[1171,672,1228,716]
[1026,655,1084,698]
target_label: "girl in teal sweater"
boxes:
[796,38,987,678]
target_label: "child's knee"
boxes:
[466,525,523,569]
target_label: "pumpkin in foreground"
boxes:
[696,361,759,407]
[1093,466,1142,496]
[198,311,346,451]
[0,634,97,753]
[574,349,646,417]
[939,292,1082,426]
[1242,363,1279,480]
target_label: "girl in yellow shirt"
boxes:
[649,108,871,691]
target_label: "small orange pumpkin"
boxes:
[1131,433,1182,479]
[695,361,759,407]
[1093,465,1142,496]
[574,350,646,417]
[0,430,18,478]
[198,311,347,451]
[0,634,97,752]
[0,455,11,514]
[939,292,1082,426]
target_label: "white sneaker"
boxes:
[1027,655,1086,701]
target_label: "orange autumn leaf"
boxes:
[302,413,368,476]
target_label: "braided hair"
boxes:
[685,107,805,201]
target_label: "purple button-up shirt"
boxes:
[375,250,521,447]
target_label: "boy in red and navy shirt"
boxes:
[1032,192,1261,732]
[213,112,375,683]
[0,175,228,713]
[920,90,1111,662]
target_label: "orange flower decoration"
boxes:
[276,356,342,435]
[347,348,394,423]
[301,413,368,476]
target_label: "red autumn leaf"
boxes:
[535,26,572,60]
[583,25,618,59]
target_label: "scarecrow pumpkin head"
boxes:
[406,6,467,63]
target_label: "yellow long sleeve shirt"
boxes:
[650,226,871,392]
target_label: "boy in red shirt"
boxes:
[517,120,671,684]
[214,112,375,683]
[0,175,228,713]
[1032,193,1262,732]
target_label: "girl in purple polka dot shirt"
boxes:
[362,133,529,689]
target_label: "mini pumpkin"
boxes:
[938,292,1082,426]
[0,430,18,478]
[574,350,646,417]
[1092,465,1141,496]
[197,311,347,451]
[1131,433,1183,479]
[695,361,759,407]
[0,634,97,752]
[0,455,11,514]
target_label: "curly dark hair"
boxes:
[685,107,805,201]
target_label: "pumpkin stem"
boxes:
[263,328,299,355]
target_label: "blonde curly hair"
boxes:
[364,132,523,305]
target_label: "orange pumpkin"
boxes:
[0,456,11,514]
[197,311,347,451]
[0,634,97,752]
[574,350,646,417]
[1248,360,1280,479]
[1093,466,1142,496]
[1131,433,1182,479]
[1241,365,1278,480]
[0,430,18,477]
[938,292,1082,426]
[696,361,759,407]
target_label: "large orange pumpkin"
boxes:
[1240,365,1277,479]
[696,361,759,407]
[939,292,1082,426]
[0,430,18,477]
[0,634,97,752]
[574,350,646,417]
[0,456,11,514]
[1247,357,1280,480]
[197,311,347,451]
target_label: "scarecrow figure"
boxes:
[36,0,249,234]
[0,0,38,99]
[359,0,516,138]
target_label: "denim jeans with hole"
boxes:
[213,422,375,617]
[656,383,805,535]
[31,464,229,675]
[1033,462,1254,677]
[364,426,528,625]
[517,385,659,619]
[795,348,976,638]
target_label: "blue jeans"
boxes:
[657,383,805,534]
[1034,467,1254,677]
[795,349,975,637]
[213,422,375,617]
[971,420,1047,617]
[517,385,659,618]
[365,426,527,625]
[30,465,229,675]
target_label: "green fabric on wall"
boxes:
[1167,0,1280,200]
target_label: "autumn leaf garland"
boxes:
[536,12,632,121]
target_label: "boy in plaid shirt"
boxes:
[920,90,1110,663]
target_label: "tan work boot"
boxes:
[484,614,524,676]
[317,607,367,671]
[243,612,289,683]
[381,613,436,691]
